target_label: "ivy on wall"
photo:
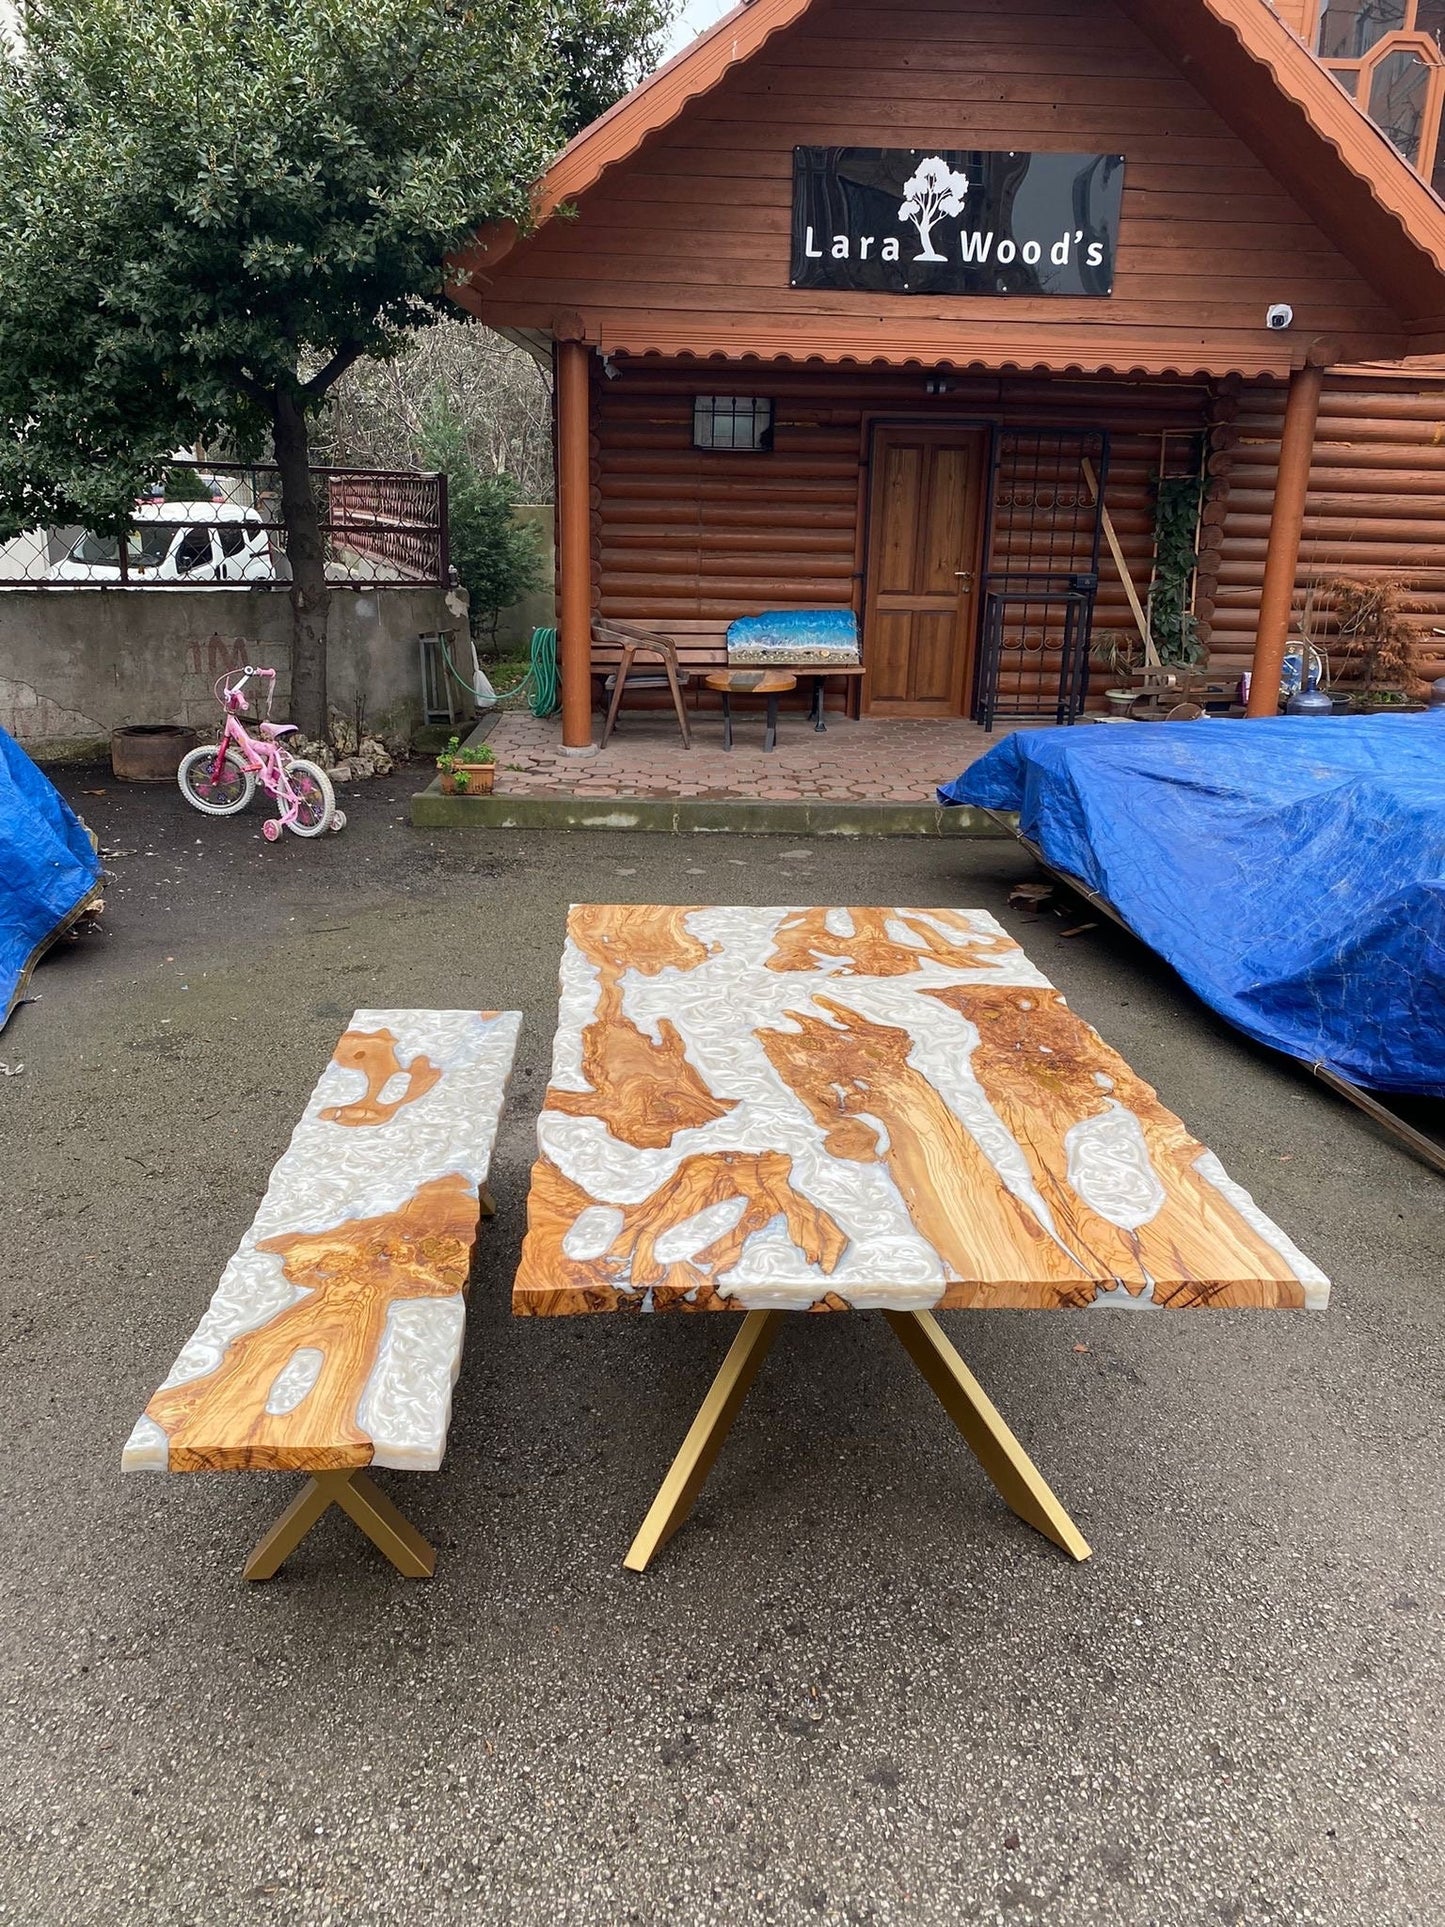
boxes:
[1148,467,1207,667]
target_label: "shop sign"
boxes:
[790,148,1125,297]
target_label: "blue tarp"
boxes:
[0,725,101,1030]
[943,713,1445,1096]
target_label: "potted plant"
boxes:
[1327,575,1428,713]
[436,736,496,795]
[1096,632,1143,714]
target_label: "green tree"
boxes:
[0,0,669,735]
[161,465,216,504]
[418,395,543,644]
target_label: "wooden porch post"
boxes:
[1246,361,1325,718]
[556,336,595,752]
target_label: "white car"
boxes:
[48,503,281,583]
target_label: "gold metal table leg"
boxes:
[625,1308,1089,1573]
[242,1469,438,1582]
[884,1310,1092,1563]
[243,1475,336,1581]
[624,1309,783,1573]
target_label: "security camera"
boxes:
[1266,303,1295,331]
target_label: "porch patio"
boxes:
[482,709,1038,805]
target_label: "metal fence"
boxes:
[0,461,448,589]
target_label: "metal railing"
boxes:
[0,461,448,589]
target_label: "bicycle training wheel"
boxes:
[283,759,336,838]
[178,746,255,816]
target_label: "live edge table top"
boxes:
[513,906,1330,1318]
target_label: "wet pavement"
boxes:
[1,764,1440,1927]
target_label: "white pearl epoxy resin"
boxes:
[515,909,1330,1317]
[124,1008,522,1473]
[264,1348,326,1417]
[1063,1104,1167,1231]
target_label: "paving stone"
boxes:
[480,711,1025,806]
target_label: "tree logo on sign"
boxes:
[898,156,970,262]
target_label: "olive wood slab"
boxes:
[125,1008,522,1477]
[514,906,1328,1316]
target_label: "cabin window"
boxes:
[692,396,775,453]
[1318,0,1407,59]
[1369,45,1433,151]
[1311,0,1445,191]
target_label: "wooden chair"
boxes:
[123,1008,521,1580]
[597,620,692,748]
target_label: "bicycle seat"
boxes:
[259,721,298,739]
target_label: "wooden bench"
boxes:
[123,1008,522,1580]
[592,619,866,726]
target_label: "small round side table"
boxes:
[703,670,797,752]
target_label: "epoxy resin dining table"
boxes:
[514,906,1330,1569]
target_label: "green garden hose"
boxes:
[438,625,559,718]
[527,625,559,718]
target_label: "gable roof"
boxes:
[456,0,813,292]
[454,0,1445,363]
[535,0,816,223]
[1116,0,1445,333]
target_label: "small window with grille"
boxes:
[692,396,775,452]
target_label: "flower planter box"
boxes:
[439,765,496,796]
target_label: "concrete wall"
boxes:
[0,583,467,757]
[491,503,556,654]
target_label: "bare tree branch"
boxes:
[315,320,553,499]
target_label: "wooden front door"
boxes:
[863,427,988,716]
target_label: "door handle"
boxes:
[955,571,974,588]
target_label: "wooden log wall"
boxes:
[1209,372,1445,688]
[591,359,1445,700]
[592,360,1213,701]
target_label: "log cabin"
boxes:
[450,0,1445,747]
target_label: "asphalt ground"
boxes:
[1,765,1441,1927]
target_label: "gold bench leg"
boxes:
[624,1309,783,1573]
[243,1470,437,1582]
[884,1310,1091,1563]
[243,1475,337,1581]
[332,1471,437,1578]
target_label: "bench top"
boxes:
[123,1008,521,1476]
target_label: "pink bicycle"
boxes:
[177,666,344,840]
